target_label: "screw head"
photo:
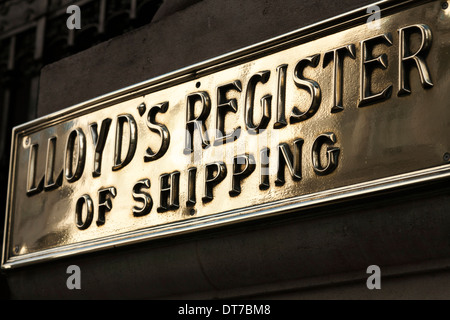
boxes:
[444,153,450,162]
[23,136,30,148]
[443,2,448,9]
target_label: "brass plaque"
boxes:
[3,0,450,268]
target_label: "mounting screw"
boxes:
[444,152,450,162]
[189,209,196,216]
[443,1,449,10]
[23,136,30,148]
[14,245,19,254]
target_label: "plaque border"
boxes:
[2,0,439,269]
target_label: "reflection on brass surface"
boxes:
[3,0,450,268]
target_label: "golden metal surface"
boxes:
[3,0,450,268]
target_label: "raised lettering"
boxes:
[132,179,152,217]
[323,44,356,113]
[312,133,340,176]
[359,33,393,107]
[90,118,112,177]
[398,24,433,95]
[259,147,270,190]
[203,162,227,203]
[291,54,322,123]
[214,81,242,145]
[276,139,304,186]
[274,64,288,129]
[113,114,137,171]
[65,128,86,183]
[97,187,117,226]
[26,143,44,196]
[75,194,94,230]
[158,171,180,212]
[229,154,256,197]
[44,137,63,191]
[144,102,170,162]
[186,167,197,207]
[245,71,272,134]
[184,92,211,154]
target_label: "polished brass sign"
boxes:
[3,0,450,268]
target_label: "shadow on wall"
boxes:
[0,272,9,300]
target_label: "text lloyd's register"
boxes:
[3,0,450,268]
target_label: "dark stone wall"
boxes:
[37,0,374,116]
